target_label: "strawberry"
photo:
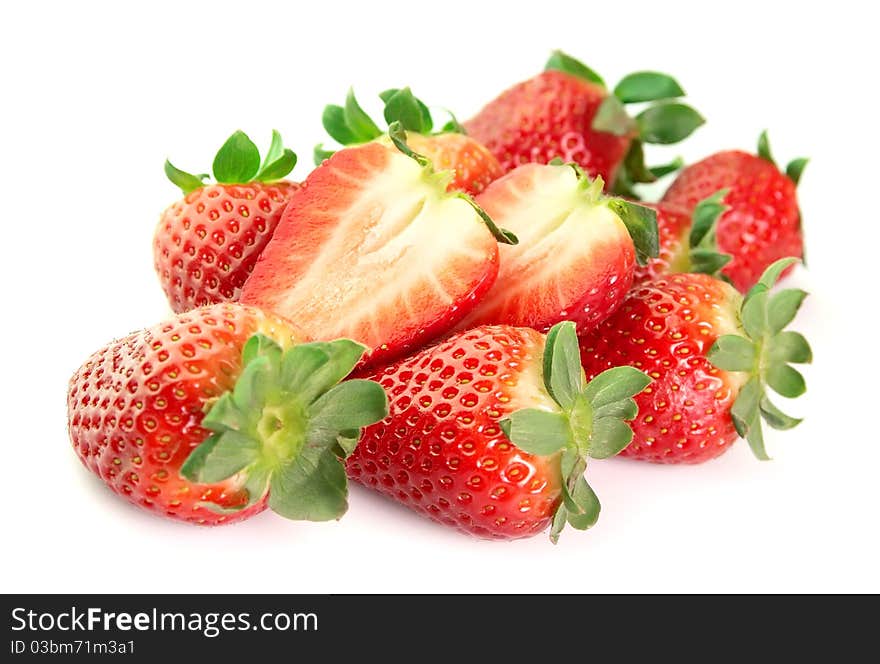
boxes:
[349,321,650,541]
[578,260,811,463]
[315,87,502,195]
[67,303,387,525]
[660,131,808,291]
[464,50,703,190]
[240,125,516,368]
[155,130,300,313]
[456,162,659,334]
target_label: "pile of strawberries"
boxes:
[67,52,811,542]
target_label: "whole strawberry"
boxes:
[349,321,650,541]
[465,50,703,189]
[315,87,502,195]
[155,130,300,313]
[67,303,387,525]
[660,131,807,291]
[579,260,811,463]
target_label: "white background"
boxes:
[2,0,877,593]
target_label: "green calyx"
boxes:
[387,122,517,246]
[180,334,388,521]
[165,130,297,194]
[685,188,734,276]
[757,130,809,187]
[499,322,651,543]
[556,162,659,266]
[707,258,812,460]
[314,86,463,165]
[544,51,704,196]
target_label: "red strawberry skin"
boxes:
[348,325,562,540]
[240,142,500,367]
[407,132,503,196]
[459,163,636,334]
[632,203,692,283]
[67,304,300,524]
[154,181,300,313]
[465,70,633,184]
[661,151,802,291]
[579,274,745,464]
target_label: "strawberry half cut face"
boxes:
[241,141,503,367]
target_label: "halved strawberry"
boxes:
[456,162,658,333]
[240,126,514,367]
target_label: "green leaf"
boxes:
[648,157,684,179]
[690,248,732,275]
[690,188,729,247]
[760,396,802,431]
[255,149,297,182]
[212,130,261,183]
[541,321,584,410]
[241,333,283,367]
[687,188,732,275]
[344,88,382,143]
[606,199,660,265]
[544,50,605,87]
[230,355,274,413]
[164,159,206,194]
[592,95,635,136]
[261,129,284,170]
[456,192,519,245]
[786,157,809,186]
[731,378,769,461]
[268,444,349,521]
[281,339,366,404]
[499,409,572,456]
[565,476,600,531]
[307,379,388,450]
[582,366,651,409]
[614,71,685,103]
[730,377,762,439]
[335,430,360,457]
[322,104,359,145]
[314,144,335,165]
[757,257,799,289]
[549,504,568,544]
[744,416,769,461]
[180,434,220,481]
[636,103,705,144]
[757,130,776,166]
[767,289,807,334]
[740,289,768,340]
[707,334,756,372]
[387,122,430,167]
[201,392,247,433]
[382,87,431,134]
[187,431,261,483]
[560,456,584,514]
[441,111,464,134]
[766,364,806,398]
[622,140,656,184]
[589,417,634,459]
[768,331,812,364]
[610,168,638,199]
[592,398,637,421]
